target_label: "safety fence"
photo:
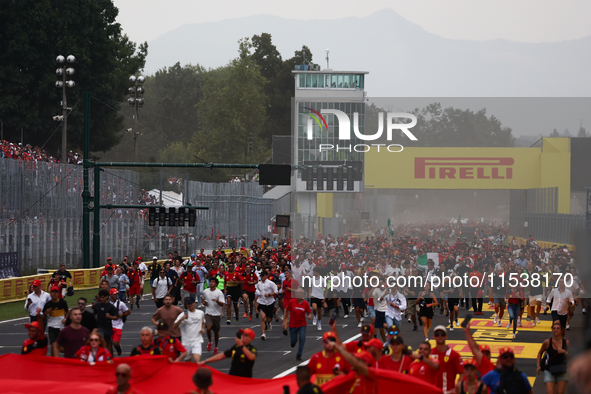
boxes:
[0,159,274,275]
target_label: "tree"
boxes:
[187,38,270,181]
[404,103,515,147]
[0,0,147,155]
[577,124,587,138]
[550,128,560,137]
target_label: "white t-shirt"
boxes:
[110,299,129,330]
[139,262,148,273]
[174,309,204,346]
[152,276,172,299]
[310,275,325,299]
[201,288,225,316]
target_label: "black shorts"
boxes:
[310,297,324,307]
[375,311,386,328]
[352,298,366,309]
[448,298,460,307]
[257,303,275,318]
[48,327,61,344]
[226,286,241,303]
[242,290,255,301]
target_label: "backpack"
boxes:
[495,367,526,394]
[116,300,127,323]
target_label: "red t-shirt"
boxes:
[225,271,243,287]
[377,354,412,374]
[181,271,197,293]
[242,272,258,292]
[409,359,439,386]
[430,347,463,392]
[478,355,495,377]
[308,350,350,385]
[345,340,366,355]
[128,269,142,285]
[154,336,186,360]
[348,367,379,394]
[283,279,300,304]
[287,299,311,328]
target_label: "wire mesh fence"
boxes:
[0,159,274,275]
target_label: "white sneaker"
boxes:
[261,333,266,340]
[518,320,522,328]
[449,326,454,331]
[455,318,459,326]
[344,314,348,318]
[313,316,317,326]
[268,322,272,331]
[425,338,429,342]
[493,314,497,324]
[407,317,411,323]
[583,308,587,315]
[357,322,363,328]
[536,317,540,324]
[507,322,511,329]
[532,321,536,327]
[512,332,516,339]
[317,322,322,331]
[566,324,570,330]
[498,320,502,327]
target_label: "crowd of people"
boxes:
[19,222,582,394]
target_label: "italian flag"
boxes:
[418,253,446,270]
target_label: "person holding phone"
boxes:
[198,328,257,377]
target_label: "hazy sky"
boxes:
[114,0,591,43]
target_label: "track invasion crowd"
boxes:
[20,222,580,394]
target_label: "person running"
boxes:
[443,272,461,332]
[384,283,406,329]
[417,282,438,342]
[92,289,118,350]
[42,286,69,357]
[201,277,225,355]
[130,326,162,356]
[241,264,258,322]
[547,279,575,332]
[351,268,366,327]
[481,347,533,394]
[287,287,312,361]
[109,287,131,356]
[409,341,439,385]
[56,308,89,358]
[506,283,524,339]
[430,325,463,394]
[307,331,350,385]
[282,270,300,335]
[309,268,328,331]
[151,294,184,340]
[152,269,173,308]
[224,261,243,325]
[128,261,143,310]
[527,261,543,327]
[455,359,488,394]
[25,279,51,327]
[536,320,569,394]
[492,268,507,327]
[256,270,278,340]
[377,334,413,373]
[178,264,198,309]
[173,296,205,362]
[199,328,258,378]
[75,330,113,364]
[21,308,47,355]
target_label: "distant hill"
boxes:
[145,9,591,97]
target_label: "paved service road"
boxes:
[0,296,579,393]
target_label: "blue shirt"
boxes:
[482,368,531,394]
[118,274,129,292]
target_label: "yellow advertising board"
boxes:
[364,138,570,213]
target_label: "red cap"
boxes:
[137,257,142,261]
[363,338,383,349]
[463,358,479,367]
[322,331,337,341]
[479,344,491,353]
[25,321,41,330]
[50,286,60,292]
[32,279,41,287]
[354,350,375,366]
[239,328,255,340]
[107,257,112,261]
[498,346,514,356]
[109,288,118,295]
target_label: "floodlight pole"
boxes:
[82,91,92,269]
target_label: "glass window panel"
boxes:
[299,74,305,87]
[343,75,350,88]
[331,75,337,88]
[337,75,343,88]
[318,74,324,88]
[305,74,312,87]
[311,74,317,87]
[325,74,330,87]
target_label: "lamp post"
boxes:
[128,75,145,162]
[55,55,75,163]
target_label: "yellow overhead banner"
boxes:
[364,138,570,213]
